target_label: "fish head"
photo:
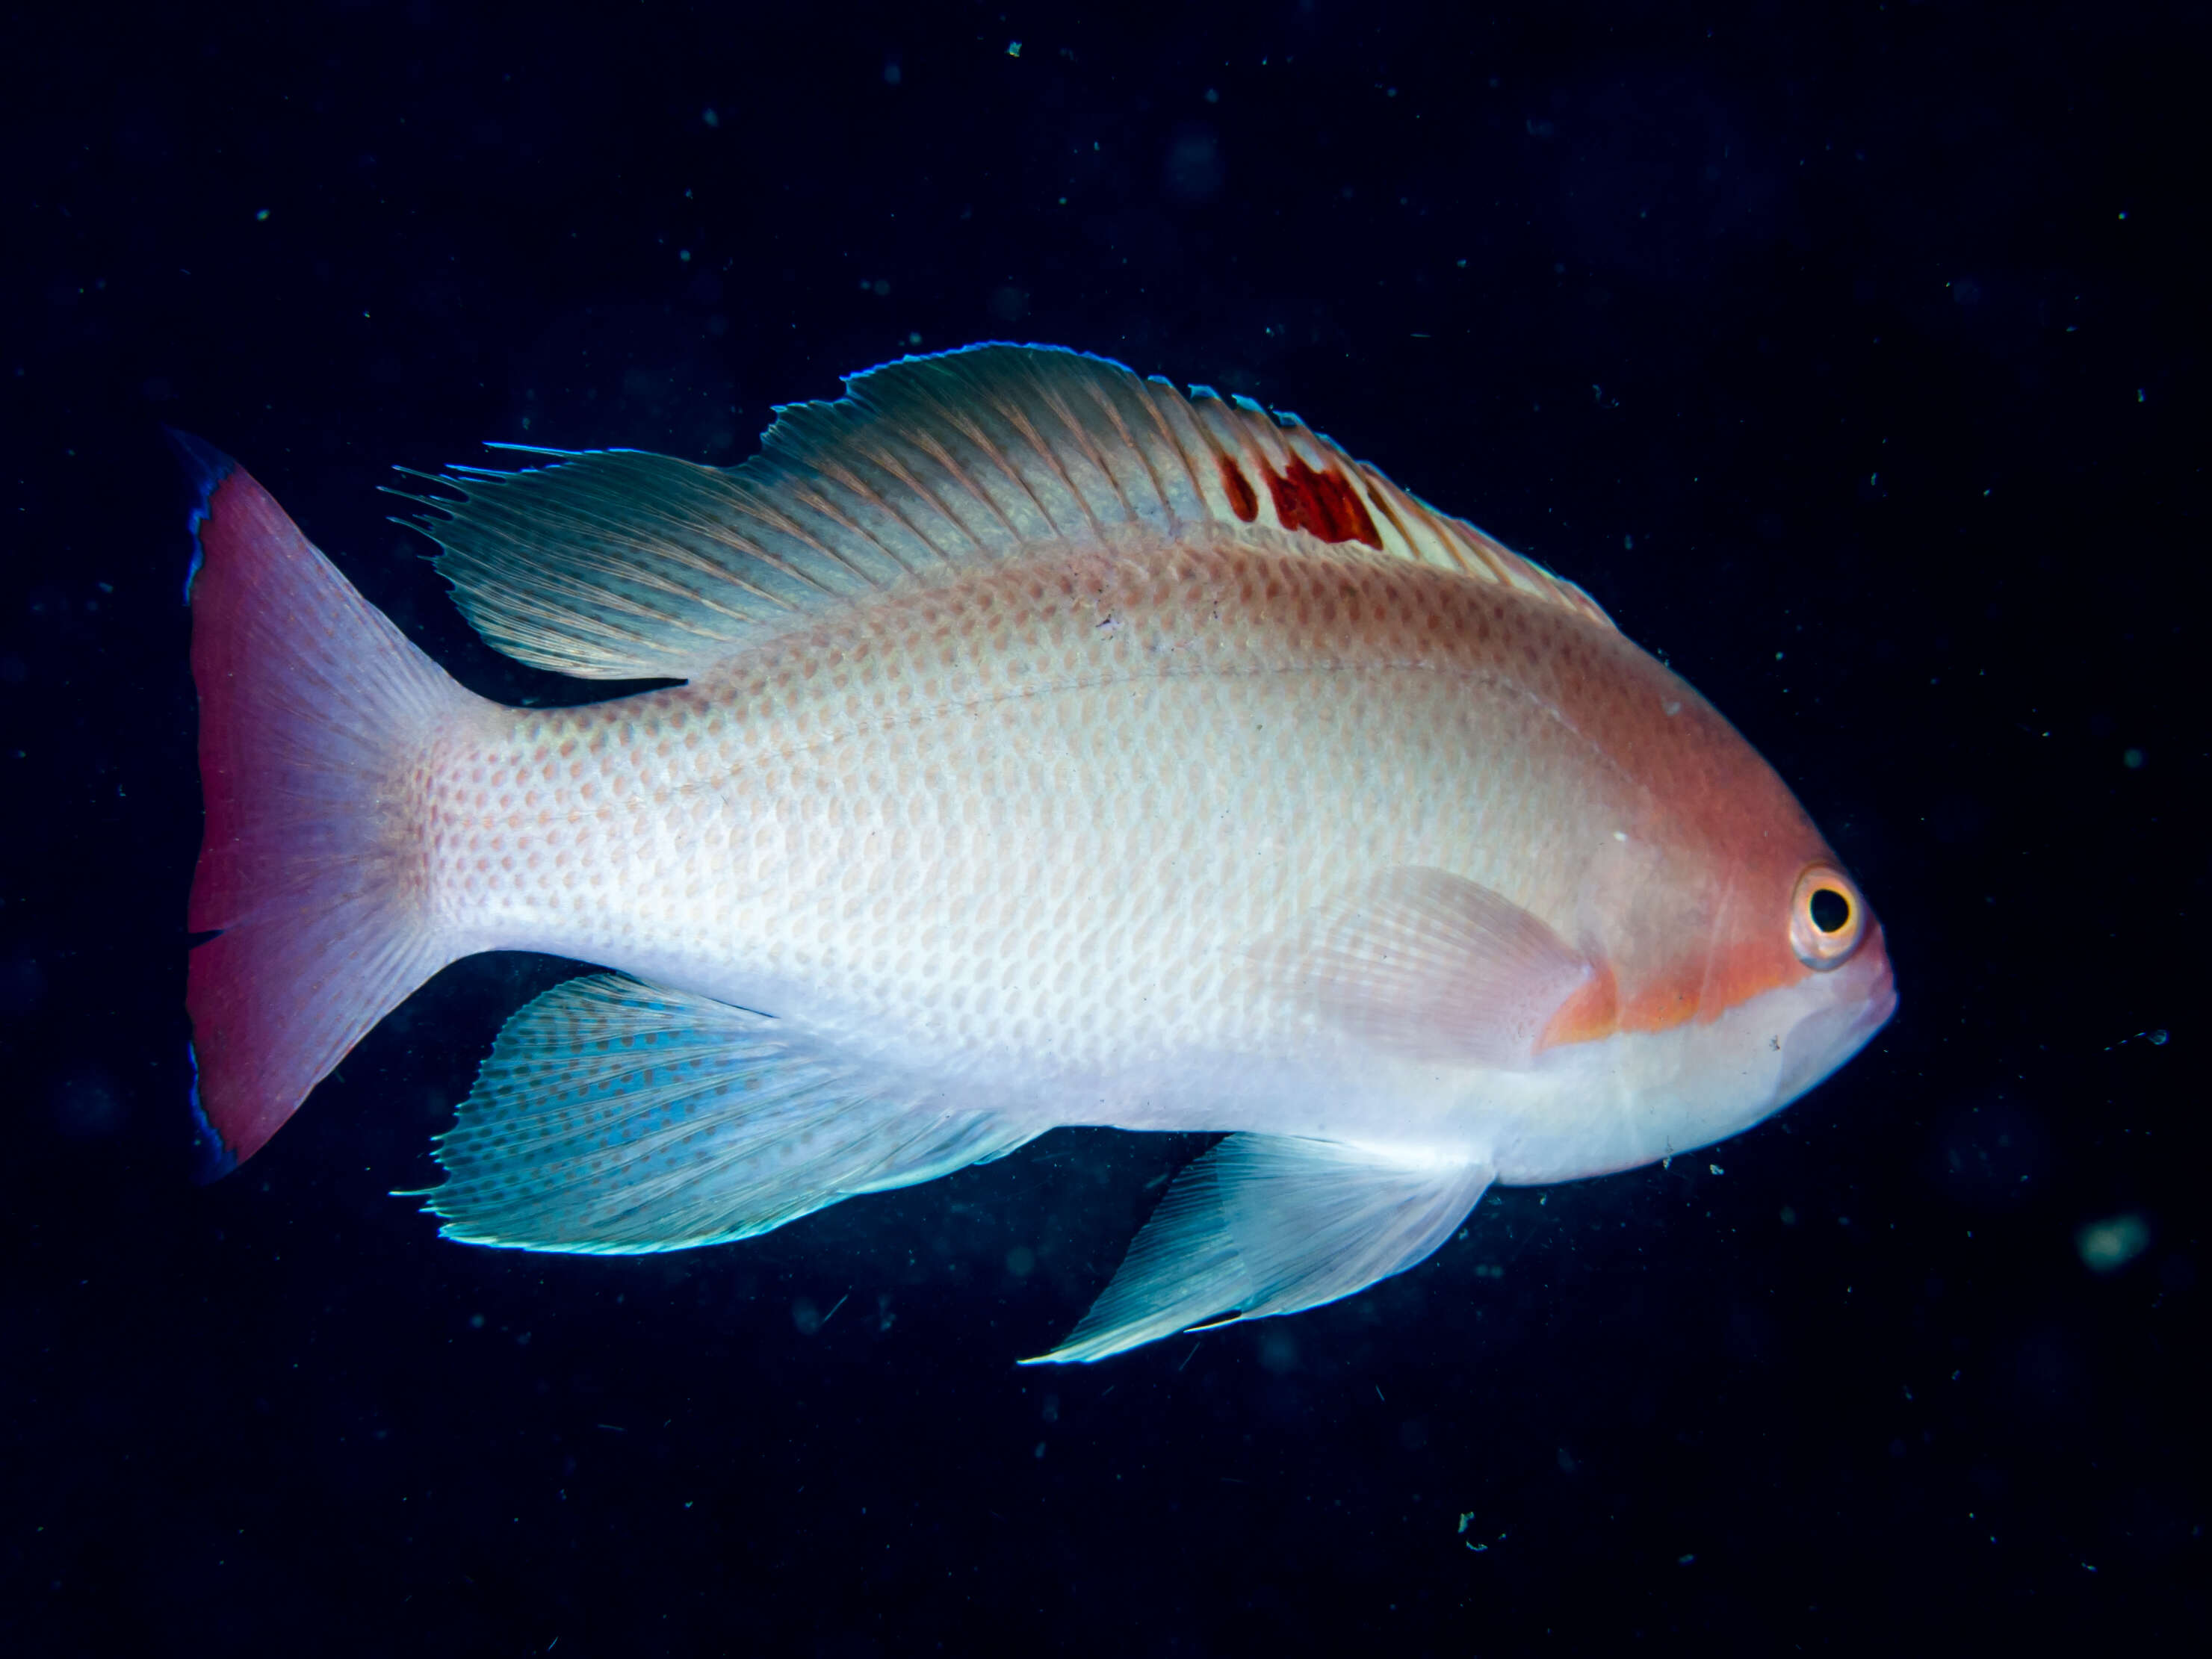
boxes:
[1766,862,1897,1103]
[1625,863,1892,1182]
[1523,714,1897,1177]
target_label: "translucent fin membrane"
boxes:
[420,974,1037,1253]
[1028,1135,1493,1364]
[181,449,471,1169]
[393,344,1613,680]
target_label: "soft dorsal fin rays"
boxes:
[1024,1134,1496,1365]
[392,343,1613,680]
[414,973,1036,1253]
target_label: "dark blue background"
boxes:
[4,1,2201,1651]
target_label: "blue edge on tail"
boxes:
[167,427,241,1182]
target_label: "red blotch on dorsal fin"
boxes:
[1218,456,1259,522]
[1261,454,1384,549]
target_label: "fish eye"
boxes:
[1789,866,1865,970]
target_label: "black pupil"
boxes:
[1809,887,1851,934]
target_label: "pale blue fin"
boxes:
[415,974,1035,1253]
[390,343,1611,680]
[1024,1135,1494,1364]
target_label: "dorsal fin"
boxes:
[394,343,1614,680]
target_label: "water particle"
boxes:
[2075,1213,2150,1273]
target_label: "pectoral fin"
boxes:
[1259,866,1596,1067]
[1024,1134,1493,1364]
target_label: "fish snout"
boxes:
[1856,925,1898,1034]
[1773,926,1897,1107]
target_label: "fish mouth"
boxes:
[1773,931,1896,1105]
[1858,954,1899,1038]
[1849,923,1899,1036]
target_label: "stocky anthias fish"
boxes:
[179,344,1895,1361]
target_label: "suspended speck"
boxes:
[1205,87,1219,103]
[2122,748,2145,769]
[1007,40,1022,57]
[2137,388,2146,403]
[1709,1164,1724,1176]
[908,331,923,346]
[883,61,902,86]
[254,208,270,222]
[678,249,691,262]
[702,108,719,128]
[2075,1213,2150,1273]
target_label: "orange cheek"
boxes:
[1679,935,1809,1026]
[1539,938,1808,1050]
[1540,961,1620,1049]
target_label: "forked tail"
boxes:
[176,433,480,1176]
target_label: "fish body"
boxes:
[179,344,1894,1360]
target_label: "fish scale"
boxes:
[427,538,1608,1088]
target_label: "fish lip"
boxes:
[1773,934,1896,1104]
[1854,927,1899,1036]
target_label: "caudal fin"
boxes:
[177,433,479,1176]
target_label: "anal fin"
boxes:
[1025,1134,1493,1364]
[417,974,1035,1254]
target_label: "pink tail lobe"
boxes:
[179,435,474,1174]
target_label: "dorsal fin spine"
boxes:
[993,369,1120,542]
[406,343,1616,680]
[1035,376,1138,532]
[964,394,1096,542]
[796,450,963,575]
[1349,465,1429,568]
[899,367,1079,542]
[1091,375,1191,530]
[1197,394,1292,534]
[869,399,1039,551]
[1124,377,1210,525]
